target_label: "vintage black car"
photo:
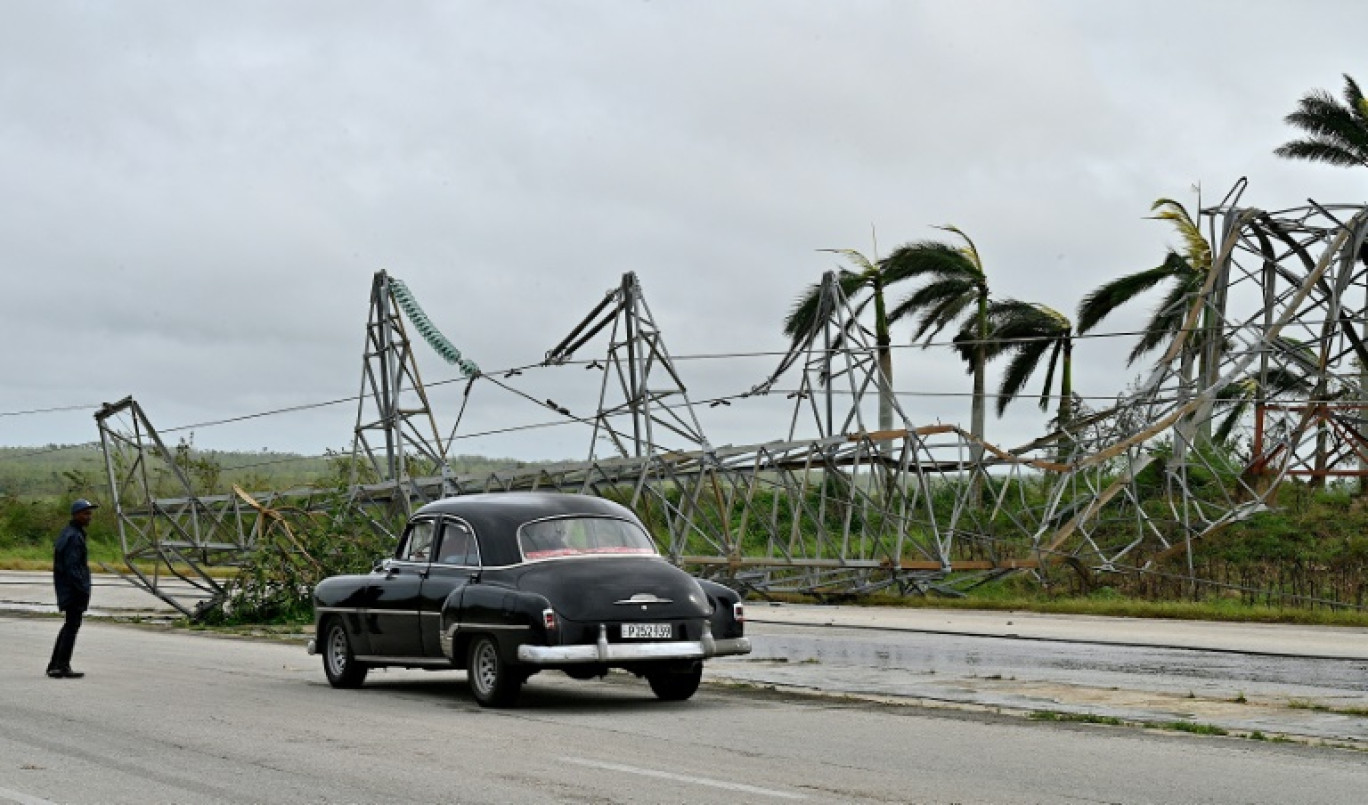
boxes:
[308,491,751,706]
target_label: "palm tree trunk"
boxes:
[877,347,894,432]
[870,276,895,434]
[1059,339,1074,428]
[1057,338,1074,464]
[969,292,988,505]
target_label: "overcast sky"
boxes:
[2,1,1365,466]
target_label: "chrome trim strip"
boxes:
[517,634,751,665]
[515,553,665,567]
[354,656,453,666]
[315,606,446,619]
[455,622,532,630]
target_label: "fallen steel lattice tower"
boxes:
[94,396,341,616]
[98,186,1368,614]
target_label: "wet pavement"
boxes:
[711,603,1368,746]
[6,571,1368,746]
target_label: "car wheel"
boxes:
[646,662,702,701]
[322,617,368,689]
[467,635,522,707]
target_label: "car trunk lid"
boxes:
[517,557,711,621]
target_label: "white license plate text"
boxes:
[622,623,672,639]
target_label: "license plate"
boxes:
[621,622,672,639]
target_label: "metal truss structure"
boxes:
[99,186,1368,615]
[94,397,336,616]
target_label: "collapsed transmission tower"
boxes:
[99,187,1368,615]
[95,396,335,616]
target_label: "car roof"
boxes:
[411,492,643,566]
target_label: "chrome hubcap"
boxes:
[474,643,496,692]
[328,628,347,674]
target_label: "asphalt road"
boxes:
[3,615,1368,804]
[5,571,1368,745]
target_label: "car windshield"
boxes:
[518,516,658,560]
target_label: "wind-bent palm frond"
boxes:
[882,227,994,441]
[891,276,978,342]
[781,248,922,429]
[883,231,989,345]
[1133,265,1202,362]
[958,300,1074,419]
[1274,74,1368,169]
[1150,198,1211,272]
[1077,193,1212,367]
[783,269,866,345]
[1078,252,1201,364]
[1076,260,1178,334]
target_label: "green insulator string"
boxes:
[389,277,481,378]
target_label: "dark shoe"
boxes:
[47,668,83,679]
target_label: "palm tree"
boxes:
[1077,198,1212,365]
[1274,73,1368,169]
[783,249,920,433]
[958,300,1075,428]
[883,226,992,445]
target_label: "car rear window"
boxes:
[518,516,658,560]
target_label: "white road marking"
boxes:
[0,785,61,805]
[562,756,807,800]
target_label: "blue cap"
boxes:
[70,499,99,515]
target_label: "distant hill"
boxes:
[0,444,548,500]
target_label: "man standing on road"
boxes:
[47,498,97,679]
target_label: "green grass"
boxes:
[1287,699,1368,716]
[1029,711,1124,726]
[0,539,237,578]
[0,539,126,570]
[1158,721,1230,736]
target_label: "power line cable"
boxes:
[0,403,103,417]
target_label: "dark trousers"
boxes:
[49,598,87,671]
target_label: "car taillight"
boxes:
[733,602,745,623]
[542,608,557,630]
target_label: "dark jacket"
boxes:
[53,522,91,611]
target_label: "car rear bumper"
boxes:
[517,625,751,664]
